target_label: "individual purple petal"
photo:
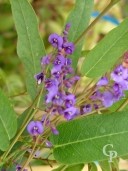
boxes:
[41,55,51,65]
[45,140,53,147]
[52,92,64,106]
[64,107,78,120]
[48,33,63,49]
[63,42,75,55]
[82,104,92,114]
[93,104,99,110]
[27,121,44,136]
[91,91,102,101]
[101,91,114,107]
[45,78,59,91]
[65,57,72,66]
[96,77,108,87]
[45,91,57,103]
[112,83,124,102]
[16,165,27,171]
[34,72,44,84]
[53,55,65,69]
[51,67,61,79]
[64,94,76,108]
[65,23,71,31]
[51,126,59,135]
[111,65,128,82]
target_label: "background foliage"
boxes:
[1,0,128,170]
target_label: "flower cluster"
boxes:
[27,23,128,138]
[27,23,80,136]
[82,54,128,113]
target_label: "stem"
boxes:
[116,98,128,112]
[72,78,81,94]
[21,136,40,171]
[74,1,119,45]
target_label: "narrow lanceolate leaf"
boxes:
[0,89,17,151]
[66,0,94,69]
[51,111,128,164]
[10,0,46,99]
[81,18,128,78]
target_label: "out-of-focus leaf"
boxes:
[66,0,94,69]
[81,18,128,78]
[51,111,128,164]
[0,15,13,31]
[0,89,17,151]
[88,163,97,171]
[64,164,84,171]
[52,165,66,171]
[10,0,46,99]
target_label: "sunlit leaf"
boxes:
[81,18,128,78]
[51,111,128,164]
[10,0,46,99]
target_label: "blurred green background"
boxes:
[0,0,127,112]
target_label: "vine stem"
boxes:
[74,0,120,45]
[1,87,44,161]
[21,136,40,171]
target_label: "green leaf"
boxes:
[51,111,128,165]
[81,18,128,78]
[10,0,46,99]
[0,89,17,151]
[66,0,94,69]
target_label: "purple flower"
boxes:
[53,55,65,69]
[64,94,76,108]
[45,90,57,103]
[52,92,64,106]
[48,33,63,49]
[64,107,78,120]
[41,55,51,65]
[82,104,92,114]
[63,42,75,55]
[45,78,59,91]
[65,57,72,66]
[111,65,128,83]
[34,72,44,84]
[101,91,114,107]
[91,91,102,101]
[113,83,124,102]
[51,67,61,79]
[97,77,108,87]
[27,121,44,136]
